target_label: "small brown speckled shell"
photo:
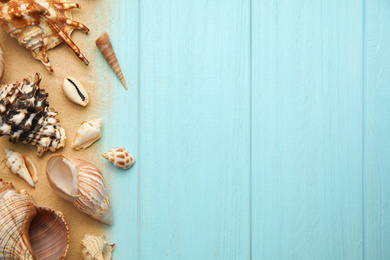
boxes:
[0,0,89,72]
[102,147,135,170]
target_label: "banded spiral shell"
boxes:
[0,0,89,72]
[102,147,135,170]
[81,234,115,260]
[0,179,69,259]
[46,154,112,225]
[0,41,4,80]
[0,74,66,157]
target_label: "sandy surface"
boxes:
[0,1,111,259]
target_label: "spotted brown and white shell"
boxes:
[81,234,115,260]
[0,0,89,72]
[5,148,38,187]
[102,147,135,170]
[46,154,112,225]
[0,74,66,156]
[0,179,69,259]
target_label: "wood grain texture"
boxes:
[364,0,390,259]
[103,0,139,259]
[138,0,250,258]
[251,1,363,259]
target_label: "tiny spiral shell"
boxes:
[102,147,135,170]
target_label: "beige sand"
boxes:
[0,1,111,259]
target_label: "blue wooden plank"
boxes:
[103,0,139,259]
[252,1,363,259]
[364,1,390,259]
[139,0,251,259]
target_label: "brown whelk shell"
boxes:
[0,179,69,259]
[0,0,89,72]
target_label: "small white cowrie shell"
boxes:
[62,77,89,107]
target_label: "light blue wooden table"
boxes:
[100,1,390,259]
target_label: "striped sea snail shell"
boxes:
[0,179,69,259]
[5,148,38,187]
[102,147,135,170]
[81,234,115,260]
[46,154,112,225]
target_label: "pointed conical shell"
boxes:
[81,234,115,260]
[0,74,66,156]
[96,32,127,89]
[102,147,135,170]
[0,179,69,259]
[72,119,102,150]
[46,155,113,225]
[5,148,35,187]
[0,42,4,80]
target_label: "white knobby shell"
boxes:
[0,180,70,259]
[72,119,102,150]
[46,155,112,225]
[102,147,135,170]
[5,148,37,187]
[81,234,115,260]
[62,77,89,107]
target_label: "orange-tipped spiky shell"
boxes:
[96,31,127,89]
[0,0,89,72]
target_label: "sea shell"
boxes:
[5,148,38,187]
[0,74,66,156]
[81,234,115,260]
[96,32,127,89]
[102,147,135,170]
[72,119,102,150]
[0,179,69,259]
[0,0,89,72]
[0,41,4,80]
[62,77,89,107]
[46,154,112,225]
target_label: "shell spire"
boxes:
[0,0,89,72]
[0,74,66,156]
[96,31,127,89]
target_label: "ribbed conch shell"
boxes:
[46,154,112,225]
[102,147,135,170]
[81,234,115,260]
[0,179,69,259]
[72,119,102,150]
[96,32,127,89]
[0,0,89,72]
[5,148,38,187]
[0,74,66,157]
[0,41,4,80]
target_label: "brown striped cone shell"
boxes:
[102,147,135,170]
[0,179,69,259]
[5,148,38,187]
[0,0,89,72]
[46,155,113,225]
[72,119,102,150]
[0,74,67,157]
[96,32,127,89]
[0,41,4,80]
[81,234,115,260]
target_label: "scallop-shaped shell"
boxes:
[96,32,127,89]
[0,74,66,156]
[0,41,4,80]
[5,148,38,187]
[0,0,89,72]
[46,154,112,225]
[0,179,69,259]
[72,119,102,150]
[81,234,115,260]
[102,147,135,170]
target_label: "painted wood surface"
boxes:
[104,0,390,259]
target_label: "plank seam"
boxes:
[362,0,366,259]
[137,0,141,259]
[249,0,253,259]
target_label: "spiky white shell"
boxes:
[102,147,135,170]
[5,148,37,187]
[72,119,102,150]
[46,155,112,225]
[81,234,115,260]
